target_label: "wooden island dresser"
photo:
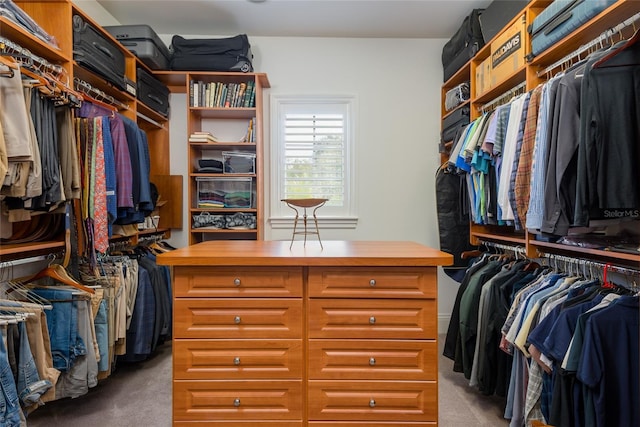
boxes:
[157,240,453,426]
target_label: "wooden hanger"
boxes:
[592,28,640,68]
[20,264,95,294]
[0,55,18,77]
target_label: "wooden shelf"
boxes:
[445,0,640,270]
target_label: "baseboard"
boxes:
[438,314,451,335]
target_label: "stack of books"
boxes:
[188,131,220,143]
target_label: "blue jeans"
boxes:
[16,321,52,406]
[95,299,109,372]
[0,327,21,427]
[31,289,86,371]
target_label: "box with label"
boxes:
[196,177,253,209]
[223,152,256,174]
[490,13,526,89]
[474,56,492,97]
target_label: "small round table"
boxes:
[281,198,328,249]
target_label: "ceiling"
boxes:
[95,0,494,39]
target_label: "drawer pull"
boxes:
[369,357,376,366]
[234,398,241,407]
[369,399,376,408]
[234,278,241,286]
[369,316,376,325]
[369,279,376,287]
[234,357,241,365]
[234,316,241,324]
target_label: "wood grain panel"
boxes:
[309,339,437,380]
[308,299,437,339]
[174,339,303,380]
[174,380,303,421]
[308,380,437,422]
[174,267,303,297]
[174,299,303,339]
[308,266,436,299]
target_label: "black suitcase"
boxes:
[72,15,126,91]
[442,9,485,82]
[104,24,170,70]
[441,105,470,143]
[169,34,253,72]
[136,67,170,117]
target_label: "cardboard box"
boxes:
[475,56,492,97]
[490,13,526,88]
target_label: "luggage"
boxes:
[435,163,477,282]
[479,0,530,43]
[441,105,470,143]
[72,14,126,91]
[169,34,253,72]
[136,67,170,117]
[442,9,485,82]
[527,0,618,60]
[104,25,170,70]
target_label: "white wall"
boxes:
[74,1,462,334]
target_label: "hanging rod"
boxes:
[541,253,639,276]
[0,255,48,270]
[479,81,527,114]
[0,36,63,78]
[74,77,129,111]
[538,11,640,77]
[136,111,165,129]
[480,240,527,255]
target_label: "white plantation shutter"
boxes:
[271,95,357,224]
[284,112,345,205]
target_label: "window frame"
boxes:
[269,94,358,229]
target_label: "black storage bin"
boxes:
[104,24,170,70]
[136,67,170,117]
[441,106,470,143]
[479,0,530,43]
[72,15,126,91]
[170,34,253,72]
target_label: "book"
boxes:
[189,131,220,143]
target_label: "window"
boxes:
[270,95,357,228]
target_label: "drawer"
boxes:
[308,299,437,339]
[308,380,437,422]
[174,380,303,421]
[309,339,437,380]
[309,267,436,299]
[174,339,303,379]
[310,423,436,426]
[174,266,303,297]
[175,422,302,426]
[175,299,303,339]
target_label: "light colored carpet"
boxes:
[26,335,509,426]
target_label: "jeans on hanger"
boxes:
[0,326,21,427]
[31,288,86,371]
[16,321,52,406]
[94,299,109,373]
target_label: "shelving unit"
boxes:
[440,0,640,268]
[0,0,182,261]
[177,72,270,245]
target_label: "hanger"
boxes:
[2,281,54,310]
[0,55,17,78]
[592,27,640,68]
[20,263,95,294]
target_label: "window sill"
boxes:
[269,216,358,229]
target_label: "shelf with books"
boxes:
[185,72,269,245]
